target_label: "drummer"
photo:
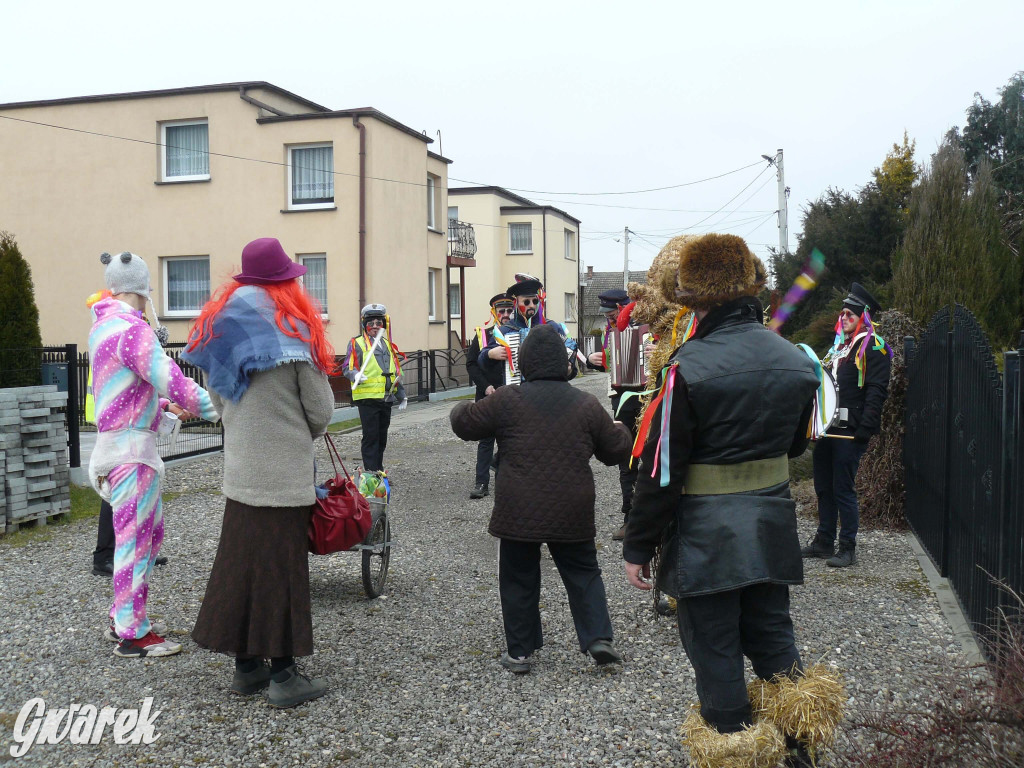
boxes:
[801,282,891,568]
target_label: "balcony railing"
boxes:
[447,219,477,262]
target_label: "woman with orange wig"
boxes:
[183,237,336,708]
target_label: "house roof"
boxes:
[450,185,581,226]
[0,81,329,113]
[581,270,648,319]
[257,108,433,143]
[0,82,433,145]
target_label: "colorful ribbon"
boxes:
[768,248,826,333]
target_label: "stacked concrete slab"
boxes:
[0,386,71,533]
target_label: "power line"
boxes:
[450,160,766,196]
[0,113,772,201]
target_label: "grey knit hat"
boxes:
[101,251,151,297]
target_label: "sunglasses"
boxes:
[839,309,858,319]
[519,298,540,306]
[496,307,515,314]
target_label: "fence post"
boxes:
[429,350,437,396]
[998,347,1018,604]
[65,343,80,469]
[940,328,954,577]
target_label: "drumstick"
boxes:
[821,433,856,440]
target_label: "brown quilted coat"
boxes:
[450,323,632,542]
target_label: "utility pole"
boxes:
[622,226,631,290]
[761,149,791,286]
[774,149,790,257]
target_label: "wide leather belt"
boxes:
[682,455,790,495]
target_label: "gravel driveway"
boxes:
[0,373,971,767]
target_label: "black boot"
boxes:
[469,483,489,500]
[784,736,815,768]
[826,541,856,567]
[800,533,834,559]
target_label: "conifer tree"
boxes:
[0,231,43,387]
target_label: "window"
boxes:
[163,257,210,317]
[447,206,459,223]
[449,282,461,318]
[428,268,440,321]
[161,120,209,181]
[300,255,328,314]
[565,292,576,322]
[288,144,334,209]
[427,174,440,229]
[508,222,532,253]
[564,229,575,261]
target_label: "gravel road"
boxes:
[0,373,971,767]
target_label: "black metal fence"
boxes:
[904,305,1024,654]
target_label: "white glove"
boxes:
[352,372,368,385]
[397,399,408,411]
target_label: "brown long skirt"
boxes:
[192,498,314,658]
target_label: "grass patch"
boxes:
[0,484,102,547]
[328,418,362,433]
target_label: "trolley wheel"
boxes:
[361,512,391,598]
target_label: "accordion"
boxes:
[608,324,651,387]
[502,331,522,386]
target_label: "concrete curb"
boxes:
[906,531,986,665]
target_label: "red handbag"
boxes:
[309,434,372,555]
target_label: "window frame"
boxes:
[287,142,335,210]
[508,222,533,254]
[564,292,577,322]
[162,256,210,318]
[564,228,576,261]
[449,282,461,319]
[428,268,439,321]
[299,253,328,317]
[427,175,437,229]
[160,119,210,183]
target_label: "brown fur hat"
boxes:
[675,234,766,310]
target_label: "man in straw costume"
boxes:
[622,234,845,767]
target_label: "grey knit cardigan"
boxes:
[209,362,336,508]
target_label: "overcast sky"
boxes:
[4,0,1021,276]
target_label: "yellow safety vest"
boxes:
[351,336,399,401]
[85,369,96,424]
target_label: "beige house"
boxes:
[446,187,580,344]
[0,82,452,354]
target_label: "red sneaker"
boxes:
[113,631,182,658]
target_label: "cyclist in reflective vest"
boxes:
[341,303,408,472]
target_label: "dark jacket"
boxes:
[466,327,505,400]
[477,316,579,381]
[623,297,820,597]
[830,334,891,442]
[451,323,631,542]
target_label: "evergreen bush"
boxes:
[0,231,43,388]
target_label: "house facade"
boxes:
[0,82,452,353]
[579,267,648,336]
[446,187,579,343]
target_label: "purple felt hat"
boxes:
[233,238,306,285]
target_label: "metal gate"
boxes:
[904,305,1024,653]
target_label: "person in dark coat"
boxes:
[801,282,892,568]
[450,323,632,674]
[622,234,843,766]
[464,293,517,499]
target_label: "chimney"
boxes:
[586,265,593,279]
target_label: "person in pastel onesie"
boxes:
[89,251,218,658]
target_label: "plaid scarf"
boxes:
[181,285,315,403]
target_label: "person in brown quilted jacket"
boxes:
[450,322,633,674]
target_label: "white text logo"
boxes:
[9,697,161,758]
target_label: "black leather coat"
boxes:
[623,297,820,597]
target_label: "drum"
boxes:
[795,342,839,440]
[808,367,839,440]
